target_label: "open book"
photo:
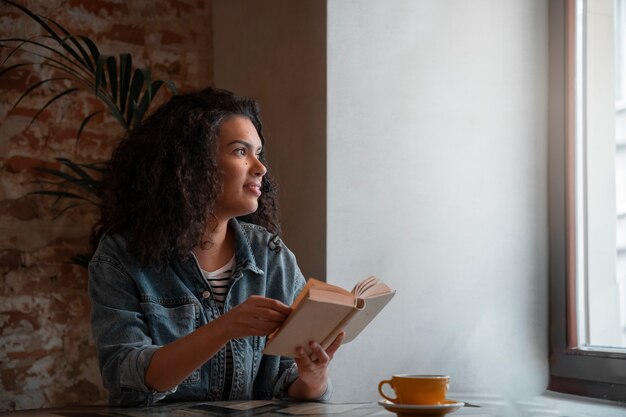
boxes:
[263,276,395,357]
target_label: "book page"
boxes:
[342,291,395,343]
[291,278,352,310]
[309,287,356,306]
[359,281,393,298]
[351,275,379,296]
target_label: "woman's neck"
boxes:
[193,219,235,272]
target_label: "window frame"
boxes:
[549,0,626,402]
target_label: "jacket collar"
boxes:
[229,218,264,276]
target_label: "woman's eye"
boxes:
[235,148,246,156]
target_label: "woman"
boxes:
[88,87,343,406]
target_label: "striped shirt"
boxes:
[200,255,235,400]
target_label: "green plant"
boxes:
[1,0,177,266]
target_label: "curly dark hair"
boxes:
[90,86,281,268]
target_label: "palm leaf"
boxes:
[1,37,91,78]
[35,165,88,183]
[52,202,93,220]
[95,55,127,127]
[118,54,131,113]
[28,88,79,128]
[57,158,99,182]
[11,77,69,110]
[0,62,31,78]
[105,55,118,103]
[3,1,178,269]
[125,68,147,127]
[166,79,178,95]
[95,54,106,93]
[78,36,100,70]
[28,190,96,203]
[3,0,90,71]
[5,45,94,86]
[0,38,28,66]
[134,79,159,127]
[54,29,94,71]
[76,110,104,147]
[81,162,108,173]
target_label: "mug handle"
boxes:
[378,379,398,403]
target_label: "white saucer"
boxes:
[377,399,465,416]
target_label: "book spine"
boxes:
[307,307,360,361]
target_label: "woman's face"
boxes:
[214,115,267,221]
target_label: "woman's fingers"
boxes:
[310,341,330,365]
[246,296,291,324]
[249,320,280,335]
[225,295,292,338]
[295,346,315,368]
[250,296,292,315]
[253,306,289,323]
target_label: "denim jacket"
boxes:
[88,219,331,406]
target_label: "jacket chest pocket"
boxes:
[140,301,198,345]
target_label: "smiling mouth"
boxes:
[244,184,262,196]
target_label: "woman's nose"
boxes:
[253,158,267,177]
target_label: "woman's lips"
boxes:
[244,183,262,196]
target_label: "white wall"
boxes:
[326,0,549,401]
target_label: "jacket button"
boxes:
[201,291,210,299]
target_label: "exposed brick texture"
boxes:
[0,0,212,411]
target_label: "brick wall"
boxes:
[0,0,212,410]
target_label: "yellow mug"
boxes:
[378,374,449,405]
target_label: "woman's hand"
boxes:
[288,331,345,400]
[221,295,292,339]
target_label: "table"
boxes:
[0,400,493,417]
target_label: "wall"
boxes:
[0,0,212,410]
[212,0,327,281]
[326,0,549,401]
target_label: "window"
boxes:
[549,0,626,402]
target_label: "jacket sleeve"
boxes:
[88,256,177,406]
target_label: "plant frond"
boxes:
[11,46,94,85]
[0,62,30,78]
[27,190,97,204]
[79,36,100,68]
[81,162,108,173]
[105,56,118,103]
[126,68,147,128]
[76,110,104,147]
[134,79,162,128]
[166,79,178,95]
[35,165,99,190]
[3,1,89,70]
[0,38,28,66]
[11,77,69,110]
[1,36,91,77]
[119,53,131,113]
[55,31,93,71]
[28,87,79,128]
[52,202,93,220]
[34,166,89,183]
[56,158,97,182]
